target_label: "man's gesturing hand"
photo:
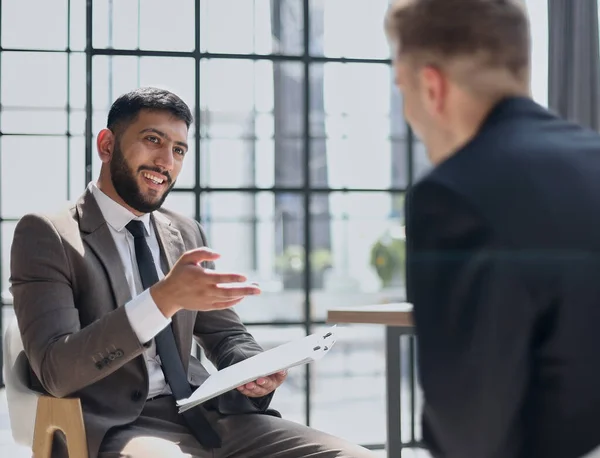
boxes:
[149,248,261,318]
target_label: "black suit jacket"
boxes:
[406,97,600,458]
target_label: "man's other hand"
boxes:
[236,370,287,397]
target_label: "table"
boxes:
[327,303,422,458]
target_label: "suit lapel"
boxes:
[77,189,132,309]
[152,212,185,271]
[152,212,195,368]
[78,191,195,367]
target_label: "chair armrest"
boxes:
[33,396,88,458]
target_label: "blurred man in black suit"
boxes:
[385,1,600,457]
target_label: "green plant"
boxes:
[370,228,406,287]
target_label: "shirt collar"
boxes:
[89,182,152,235]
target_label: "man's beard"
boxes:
[110,143,175,214]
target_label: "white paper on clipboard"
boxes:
[177,326,338,413]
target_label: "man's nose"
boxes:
[154,145,174,171]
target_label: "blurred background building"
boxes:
[0,0,554,454]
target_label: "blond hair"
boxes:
[385,0,531,92]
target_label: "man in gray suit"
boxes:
[10,87,373,458]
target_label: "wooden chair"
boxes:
[3,318,88,458]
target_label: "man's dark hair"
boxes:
[385,0,530,81]
[107,87,193,135]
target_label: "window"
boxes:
[0,0,83,303]
[526,0,549,107]
[0,1,421,450]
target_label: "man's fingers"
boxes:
[204,271,248,284]
[180,247,221,264]
[236,376,281,398]
[273,370,287,380]
[212,284,261,298]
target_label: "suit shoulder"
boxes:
[409,177,477,218]
[11,207,80,274]
[16,204,78,238]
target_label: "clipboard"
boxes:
[176,326,338,413]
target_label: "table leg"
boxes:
[386,326,402,458]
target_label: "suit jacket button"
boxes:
[131,390,143,402]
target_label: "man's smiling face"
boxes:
[108,109,189,214]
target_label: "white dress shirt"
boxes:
[90,183,172,399]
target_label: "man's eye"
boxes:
[174,147,186,156]
[147,136,159,143]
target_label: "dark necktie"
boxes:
[125,220,222,448]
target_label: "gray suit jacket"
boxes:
[10,188,273,458]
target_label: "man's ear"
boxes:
[421,65,448,115]
[97,129,115,164]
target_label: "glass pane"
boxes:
[139,0,195,51]
[92,56,138,109]
[310,324,386,445]
[200,60,303,187]
[390,81,407,139]
[1,52,68,108]
[93,0,138,50]
[1,110,67,135]
[309,0,390,58]
[311,137,393,189]
[201,59,272,113]
[200,138,302,189]
[391,140,409,189]
[93,0,195,51]
[390,83,409,188]
[70,111,86,136]
[1,0,67,50]
[310,62,398,189]
[201,139,257,188]
[70,0,86,51]
[1,136,68,218]
[69,136,86,202]
[526,0,549,107]
[93,56,195,112]
[309,192,406,321]
[200,0,303,55]
[92,111,109,141]
[139,58,196,110]
[70,53,87,110]
[244,325,307,424]
[162,192,196,220]
[317,62,392,115]
[1,222,17,304]
[199,192,304,322]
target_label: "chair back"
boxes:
[3,317,40,446]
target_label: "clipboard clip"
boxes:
[313,326,337,352]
